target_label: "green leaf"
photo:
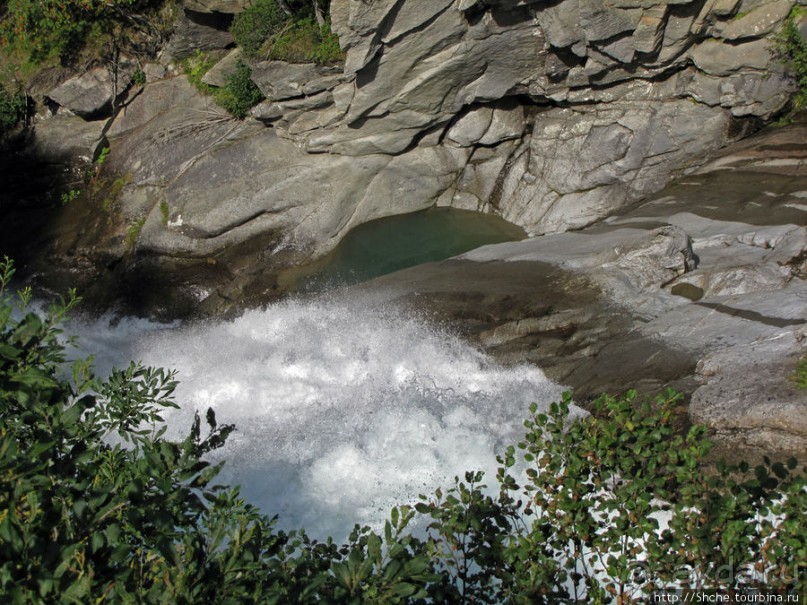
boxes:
[0,343,20,360]
[90,531,105,553]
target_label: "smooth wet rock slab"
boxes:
[29,113,107,162]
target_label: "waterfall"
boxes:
[71,291,567,540]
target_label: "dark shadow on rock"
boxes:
[0,128,287,321]
[0,133,77,277]
[355,258,699,405]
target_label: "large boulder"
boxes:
[29,113,107,162]
[47,67,131,118]
[689,38,776,76]
[493,99,732,234]
[251,62,342,101]
[715,0,792,40]
[182,0,250,13]
[201,47,243,87]
[320,1,545,155]
[160,11,235,62]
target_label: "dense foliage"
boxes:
[0,257,804,603]
[0,82,23,134]
[182,52,265,119]
[216,60,265,119]
[230,0,343,63]
[0,0,171,66]
[774,7,807,113]
[230,0,290,57]
[267,17,344,64]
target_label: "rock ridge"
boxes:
[4,0,805,317]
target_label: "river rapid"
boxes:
[69,291,568,540]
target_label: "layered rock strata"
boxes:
[8,0,804,311]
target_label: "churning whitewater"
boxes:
[72,293,567,539]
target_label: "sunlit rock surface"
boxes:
[34,0,798,284]
[358,119,807,454]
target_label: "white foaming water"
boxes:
[70,294,566,540]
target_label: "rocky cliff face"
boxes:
[7,0,803,311]
[323,0,794,234]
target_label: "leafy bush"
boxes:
[230,0,343,64]
[473,391,806,601]
[181,54,264,119]
[0,257,237,600]
[1,257,803,603]
[214,60,264,119]
[0,0,169,66]
[95,146,111,166]
[0,84,24,134]
[180,50,218,91]
[131,68,147,86]
[773,7,807,113]
[230,0,290,58]
[60,188,81,206]
[268,17,345,64]
[312,19,345,64]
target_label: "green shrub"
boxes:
[181,50,217,92]
[60,188,81,206]
[0,256,803,603]
[267,17,319,63]
[1,0,88,64]
[213,60,264,119]
[481,391,806,601]
[0,0,169,66]
[95,146,111,166]
[131,68,146,86]
[181,53,263,119]
[0,84,24,134]
[230,0,289,58]
[268,17,345,64]
[229,0,343,64]
[773,8,807,113]
[0,258,236,600]
[312,19,345,64]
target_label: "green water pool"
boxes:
[289,207,526,292]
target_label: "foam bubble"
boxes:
[70,294,567,540]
